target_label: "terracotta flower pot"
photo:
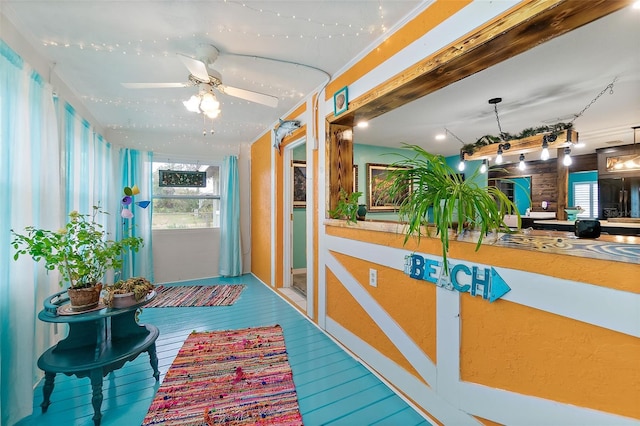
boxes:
[67,284,102,311]
[111,292,138,309]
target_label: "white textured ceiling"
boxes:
[2,0,422,156]
[2,1,639,161]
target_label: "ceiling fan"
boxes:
[122,45,279,109]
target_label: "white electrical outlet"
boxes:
[369,268,377,287]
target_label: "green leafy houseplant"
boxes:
[11,206,144,290]
[328,188,363,224]
[386,144,518,274]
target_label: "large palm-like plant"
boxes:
[387,144,519,274]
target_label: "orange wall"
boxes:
[326,225,639,420]
[330,251,437,365]
[326,264,426,380]
[250,132,272,284]
[461,294,640,419]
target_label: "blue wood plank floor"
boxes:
[15,274,430,426]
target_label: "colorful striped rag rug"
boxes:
[145,285,245,308]
[142,325,304,426]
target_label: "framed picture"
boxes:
[366,163,411,212]
[159,170,206,187]
[293,161,307,207]
[333,86,348,116]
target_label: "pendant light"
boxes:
[563,147,572,166]
[541,135,550,160]
[518,154,526,170]
[480,159,488,173]
[458,151,466,172]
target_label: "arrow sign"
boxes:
[405,254,512,303]
[489,267,511,302]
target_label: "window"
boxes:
[152,161,221,229]
[573,181,598,218]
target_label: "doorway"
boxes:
[283,138,307,310]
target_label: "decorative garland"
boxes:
[462,122,573,154]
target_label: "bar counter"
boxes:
[325,218,640,265]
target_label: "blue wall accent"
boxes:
[512,177,531,215]
[568,171,598,207]
[353,144,488,220]
[353,144,409,220]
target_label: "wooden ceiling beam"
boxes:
[328,0,632,126]
[466,129,578,161]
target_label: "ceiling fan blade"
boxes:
[219,85,279,108]
[122,82,189,89]
[177,53,210,83]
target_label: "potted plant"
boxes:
[103,276,155,308]
[329,188,363,224]
[386,144,519,274]
[11,205,144,311]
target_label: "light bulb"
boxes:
[183,95,201,113]
[518,154,526,170]
[458,161,465,172]
[204,109,220,119]
[495,153,503,165]
[563,147,572,166]
[480,160,487,173]
[541,147,549,161]
[200,93,220,113]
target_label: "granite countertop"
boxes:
[534,220,640,229]
[325,219,640,264]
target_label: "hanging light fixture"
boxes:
[458,151,466,172]
[183,85,221,119]
[480,159,488,173]
[495,142,510,165]
[488,97,509,141]
[495,146,503,164]
[518,154,526,170]
[540,135,550,161]
[183,95,201,113]
[563,147,572,166]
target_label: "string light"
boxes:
[41,1,390,55]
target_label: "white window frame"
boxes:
[151,160,222,230]
[573,181,598,219]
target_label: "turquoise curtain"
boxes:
[219,155,243,277]
[64,103,114,220]
[63,103,118,282]
[119,148,154,282]
[1,40,62,425]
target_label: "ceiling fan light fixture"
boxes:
[204,109,220,119]
[183,95,201,113]
[199,92,220,113]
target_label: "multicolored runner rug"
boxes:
[142,325,303,425]
[145,285,245,308]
